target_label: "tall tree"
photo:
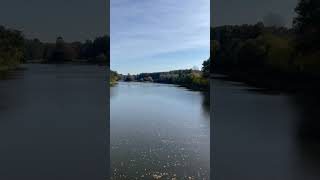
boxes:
[0,26,24,70]
[293,0,320,53]
[202,59,210,78]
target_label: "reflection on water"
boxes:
[212,78,320,180]
[201,91,210,117]
[111,82,210,179]
[0,64,108,180]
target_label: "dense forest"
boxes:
[0,25,109,77]
[211,0,320,92]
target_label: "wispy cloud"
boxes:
[111,0,210,74]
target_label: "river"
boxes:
[111,82,210,179]
[0,64,108,180]
[1,64,319,180]
[211,78,320,180]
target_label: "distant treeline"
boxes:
[111,59,210,90]
[211,0,320,91]
[24,36,109,64]
[0,25,109,74]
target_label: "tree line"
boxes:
[111,59,210,91]
[24,36,109,65]
[1,25,109,75]
[211,0,320,91]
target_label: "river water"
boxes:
[211,78,320,180]
[2,64,319,180]
[111,82,210,179]
[0,64,108,180]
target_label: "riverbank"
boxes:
[168,81,209,91]
[121,80,209,91]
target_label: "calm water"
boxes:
[2,64,319,180]
[111,82,210,179]
[211,78,320,180]
[0,64,108,180]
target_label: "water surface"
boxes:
[111,82,210,179]
[211,78,320,180]
[0,64,108,180]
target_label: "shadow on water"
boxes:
[211,77,320,179]
[294,93,320,141]
[292,92,320,177]
[259,88,320,178]
[247,85,320,177]
[200,91,210,117]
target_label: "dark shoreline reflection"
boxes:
[212,78,320,180]
[0,64,108,180]
[201,91,210,118]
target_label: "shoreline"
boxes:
[120,80,209,91]
[211,71,320,94]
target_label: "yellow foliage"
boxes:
[261,33,294,71]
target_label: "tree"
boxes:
[49,37,66,62]
[0,26,24,72]
[293,0,320,53]
[202,59,210,78]
[124,74,134,81]
[237,38,268,71]
[210,40,219,73]
[110,70,120,85]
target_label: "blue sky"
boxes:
[111,0,210,74]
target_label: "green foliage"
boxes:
[291,0,320,74]
[210,40,219,73]
[293,0,320,53]
[202,58,210,77]
[212,23,267,71]
[110,70,120,85]
[236,37,267,70]
[261,33,295,71]
[134,68,209,90]
[79,36,109,64]
[210,0,320,87]
[212,23,299,74]
[0,26,24,73]
[22,35,109,64]
[295,51,320,74]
